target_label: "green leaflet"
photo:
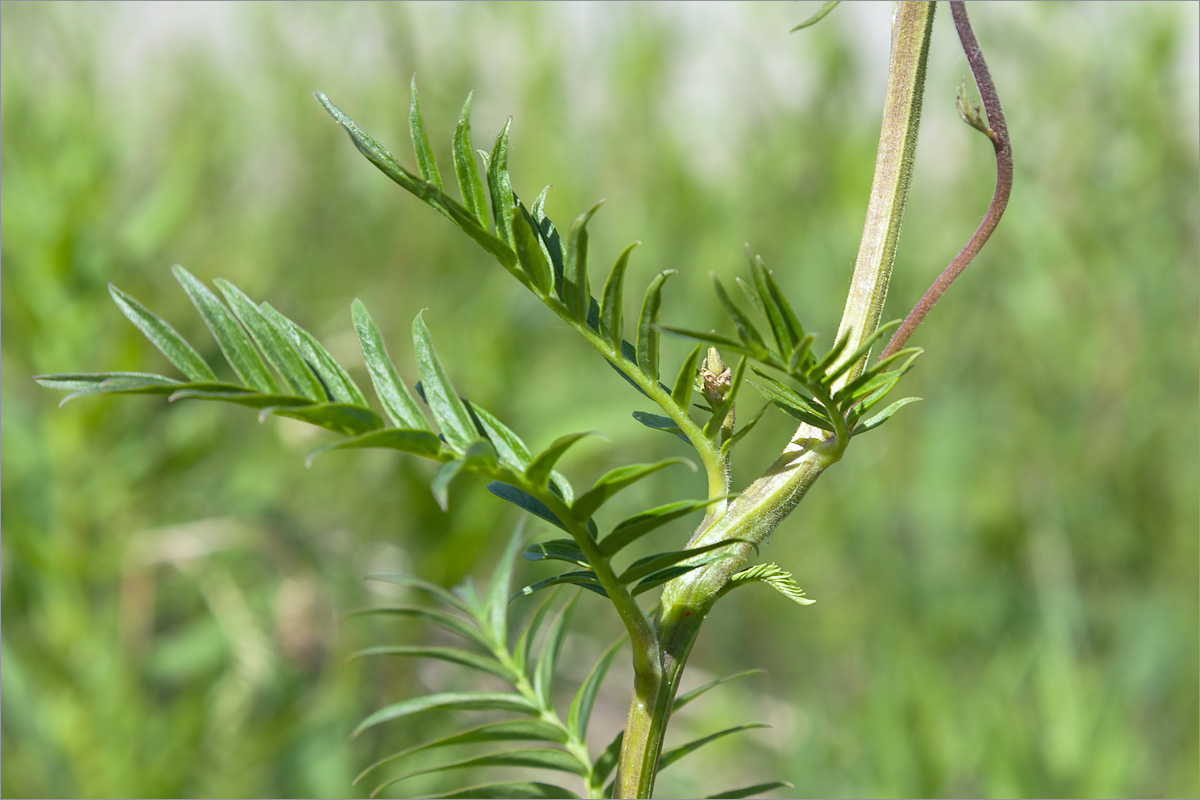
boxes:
[600,498,726,557]
[631,554,734,596]
[466,400,534,473]
[673,669,765,712]
[514,590,559,675]
[522,539,590,569]
[483,528,526,647]
[371,749,588,798]
[453,92,489,228]
[791,0,839,31]
[351,299,429,430]
[711,274,769,359]
[658,723,770,772]
[314,92,519,274]
[432,459,466,511]
[174,388,310,410]
[342,606,491,651]
[408,76,442,190]
[599,242,639,351]
[616,539,751,585]
[304,428,445,467]
[412,310,477,451]
[636,270,677,380]
[630,411,690,444]
[216,280,326,400]
[259,302,366,405]
[486,119,516,249]
[525,431,600,489]
[672,343,704,411]
[354,719,569,786]
[428,782,580,800]
[488,482,569,533]
[572,457,695,520]
[171,266,279,394]
[108,284,216,382]
[268,403,384,436]
[513,571,607,601]
[850,396,922,436]
[748,253,803,353]
[563,202,603,320]
[533,593,579,708]
[722,403,767,457]
[352,691,538,738]
[512,204,555,296]
[346,645,514,682]
[567,636,625,744]
[724,563,815,606]
[748,369,834,432]
[656,325,748,356]
[706,782,796,800]
[365,572,477,617]
[35,372,183,407]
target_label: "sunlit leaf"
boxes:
[260,302,366,405]
[617,539,750,585]
[725,563,815,606]
[526,431,600,489]
[452,92,489,227]
[599,242,638,351]
[674,669,765,712]
[172,265,279,393]
[427,782,580,800]
[563,202,602,320]
[630,411,690,444]
[409,76,443,190]
[486,118,517,250]
[512,204,554,295]
[522,539,590,569]
[352,299,429,430]
[216,280,325,400]
[268,403,384,436]
[108,283,216,382]
[672,343,703,411]
[352,691,538,738]
[513,571,607,601]
[343,606,491,651]
[432,459,465,511]
[567,636,625,743]
[370,748,587,798]
[850,396,922,436]
[706,781,795,799]
[636,270,676,380]
[488,482,569,532]
[658,723,770,772]
[600,498,726,557]
[573,457,695,520]
[534,592,579,707]
[346,645,513,681]
[305,428,445,468]
[484,526,526,646]
[412,310,477,451]
[355,719,569,786]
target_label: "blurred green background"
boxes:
[3,2,1196,797]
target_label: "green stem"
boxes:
[831,1,936,391]
[611,4,937,796]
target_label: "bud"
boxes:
[699,347,732,407]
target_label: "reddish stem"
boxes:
[877,0,1012,362]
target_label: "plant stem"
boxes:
[831,1,936,391]
[612,4,937,796]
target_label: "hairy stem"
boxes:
[612,4,938,796]
[830,1,936,391]
[878,0,1012,361]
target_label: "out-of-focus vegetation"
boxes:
[2,2,1196,797]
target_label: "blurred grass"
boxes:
[2,2,1196,798]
